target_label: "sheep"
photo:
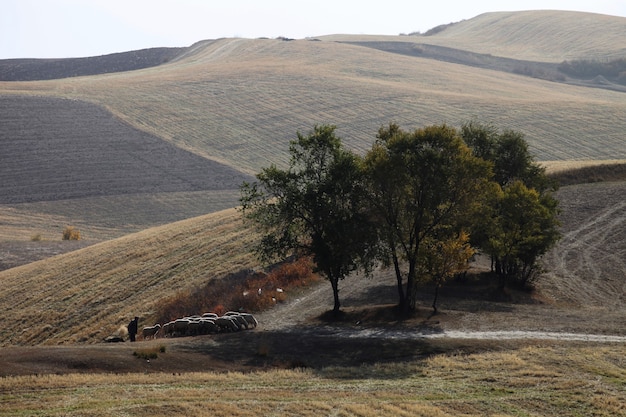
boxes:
[225,311,258,329]
[162,321,175,337]
[199,318,219,334]
[239,313,258,328]
[215,316,240,332]
[187,319,202,336]
[224,312,248,329]
[142,324,161,340]
[173,318,191,337]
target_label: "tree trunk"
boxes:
[391,250,405,311]
[404,261,418,314]
[432,283,440,315]
[330,274,341,314]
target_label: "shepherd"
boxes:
[127,316,139,342]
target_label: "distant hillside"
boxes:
[325,11,626,61]
[0,95,253,245]
[0,46,186,81]
[419,10,626,62]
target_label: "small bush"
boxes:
[133,345,166,360]
[30,234,43,242]
[62,226,81,240]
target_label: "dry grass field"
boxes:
[327,10,626,62]
[0,10,625,416]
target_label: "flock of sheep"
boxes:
[141,311,258,339]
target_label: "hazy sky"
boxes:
[2,0,625,59]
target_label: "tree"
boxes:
[486,181,561,287]
[462,121,556,192]
[239,125,375,314]
[421,231,475,314]
[364,123,492,313]
[461,122,561,287]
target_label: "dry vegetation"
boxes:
[0,343,624,416]
[326,10,626,62]
[0,208,260,346]
[0,10,625,416]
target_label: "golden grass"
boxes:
[542,159,626,174]
[0,208,260,346]
[0,344,624,416]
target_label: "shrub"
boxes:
[62,226,81,240]
[30,234,43,242]
[133,345,165,360]
[155,256,319,323]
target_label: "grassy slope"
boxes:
[325,10,626,62]
[426,10,626,61]
[0,208,260,347]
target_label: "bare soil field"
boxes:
[0,46,186,81]
[0,95,251,205]
[0,95,252,262]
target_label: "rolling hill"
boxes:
[0,10,625,348]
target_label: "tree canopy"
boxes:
[241,121,561,314]
[364,123,493,312]
[239,125,375,313]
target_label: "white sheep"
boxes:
[173,318,191,337]
[162,321,175,337]
[239,313,258,328]
[215,316,240,332]
[142,324,161,340]
[199,318,219,334]
[225,311,258,329]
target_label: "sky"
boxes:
[2,0,625,59]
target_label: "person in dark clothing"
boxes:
[128,317,139,342]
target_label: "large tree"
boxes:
[364,123,493,313]
[239,125,375,314]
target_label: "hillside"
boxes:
[0,46,187,81]
[0,94,252,247]
[2,40,625,173]
[0,176,625,347]
[1,12,624,174]
[0,208,260,346]
[326,10,626,62]
[425,10,626,62]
